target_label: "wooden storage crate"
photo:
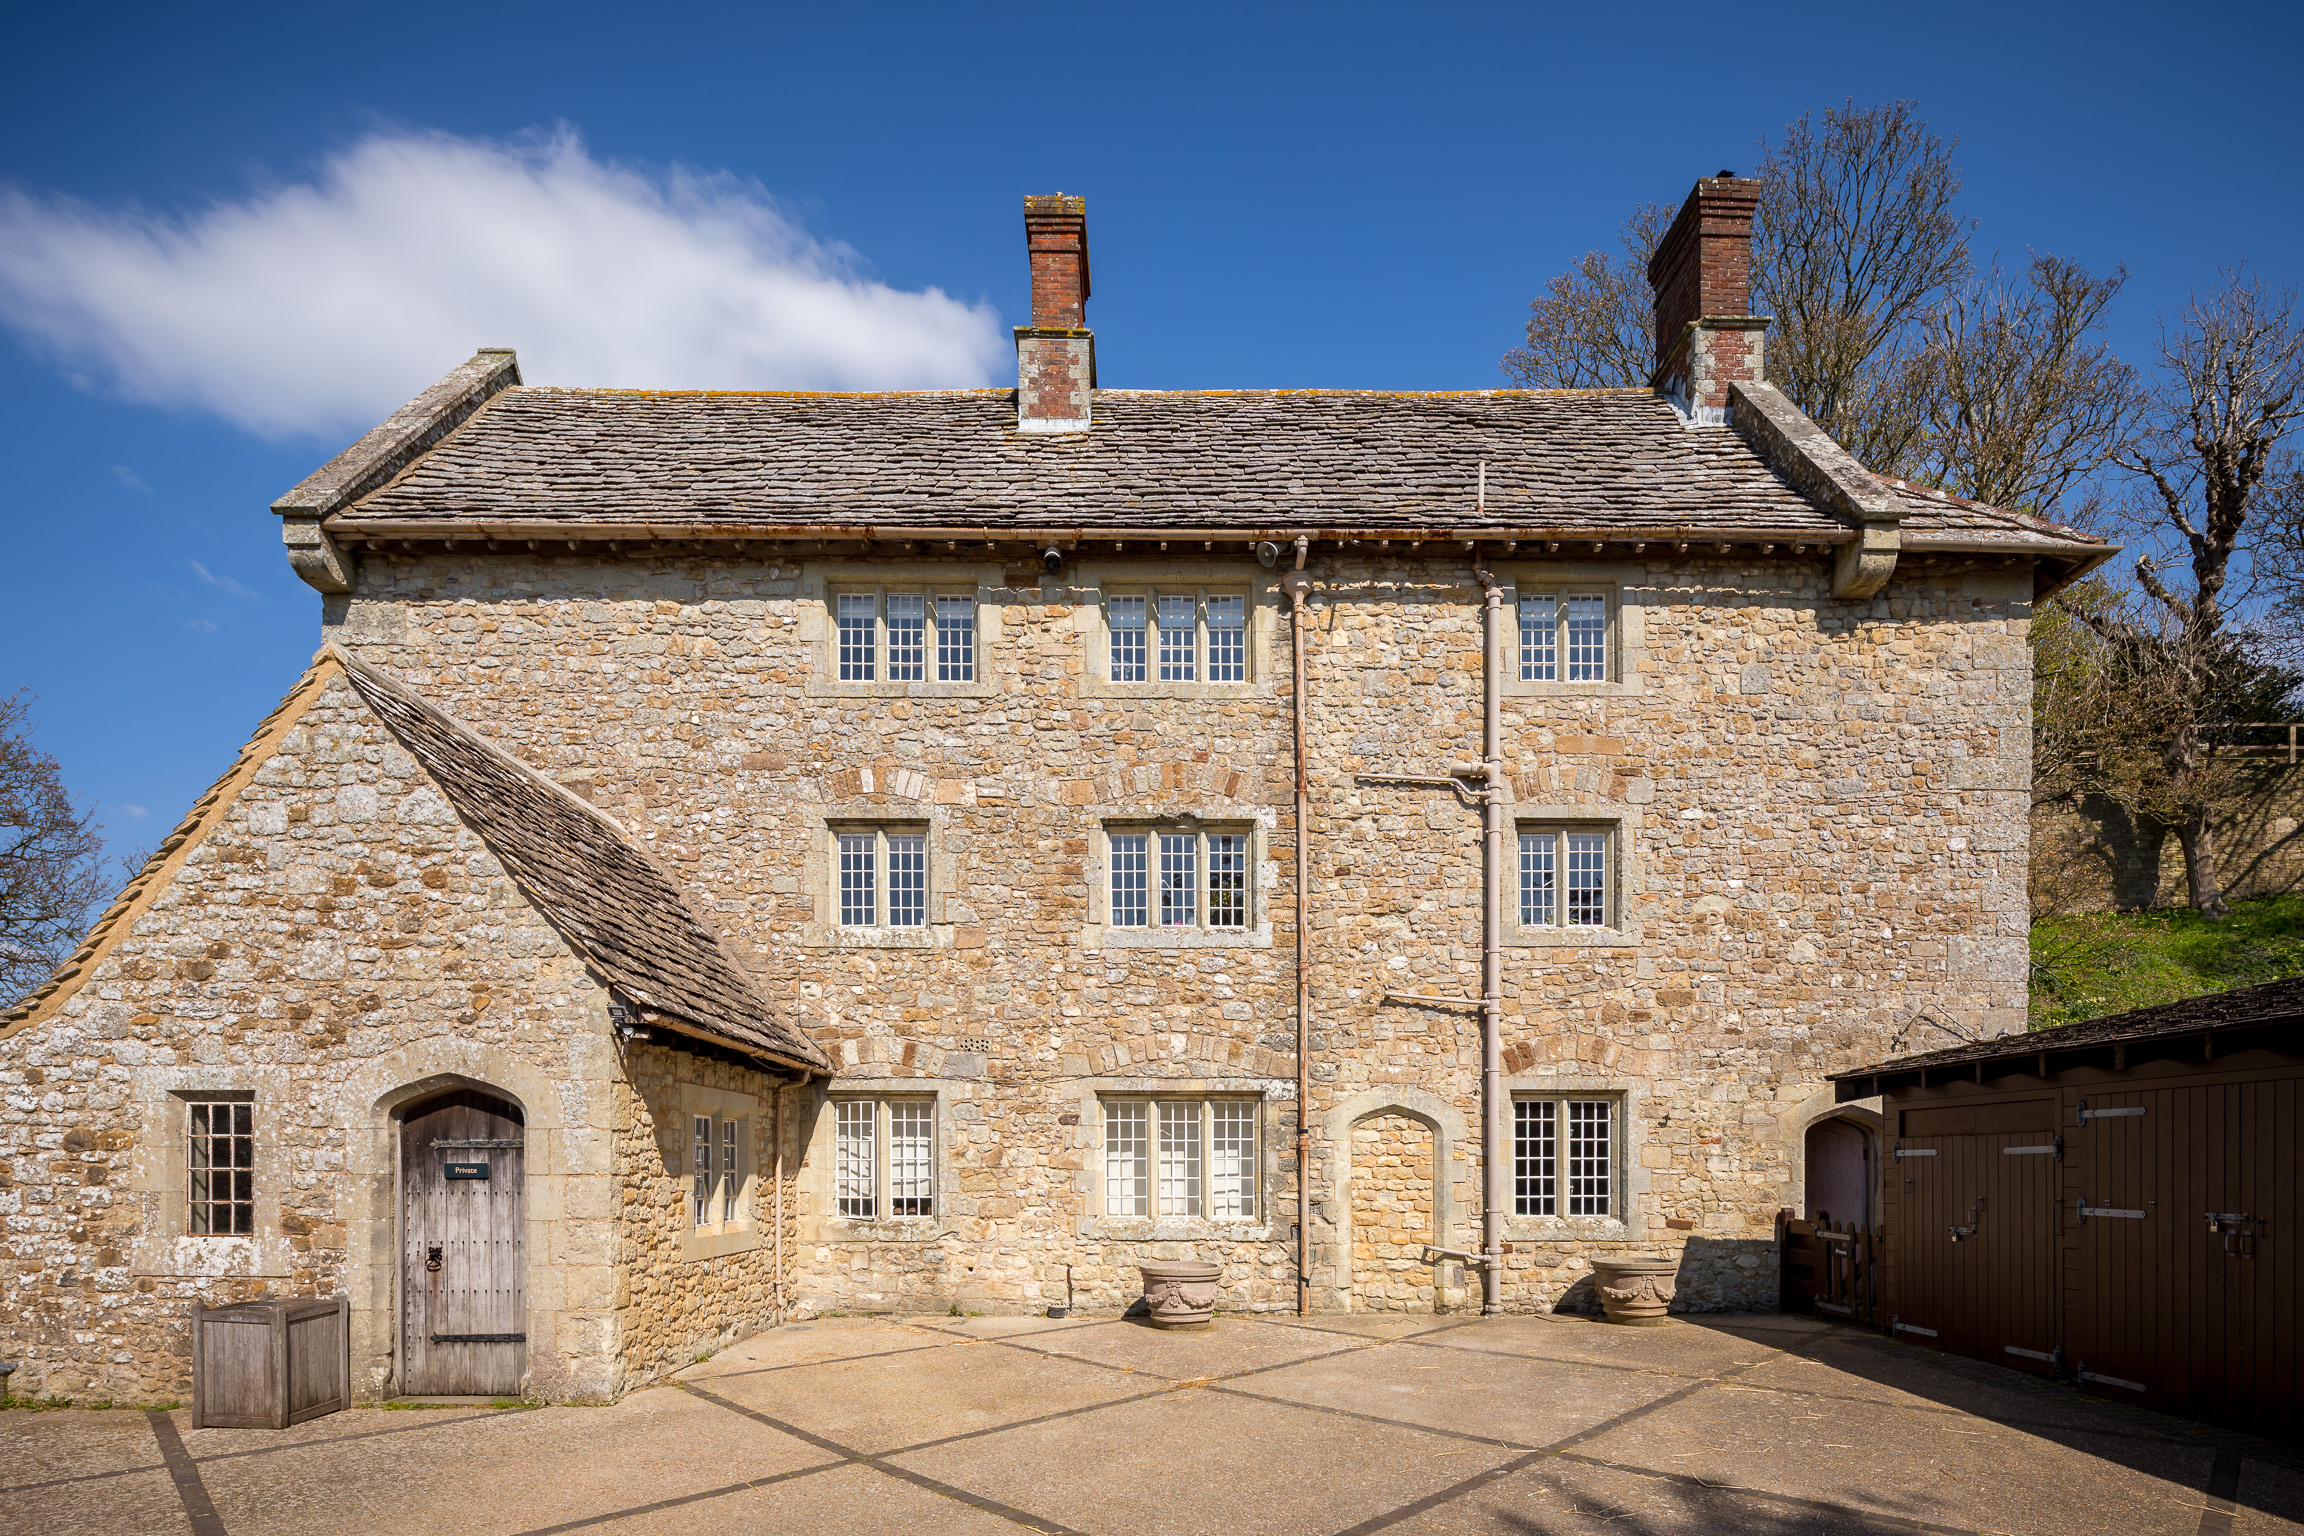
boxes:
[191,1296,349,1429]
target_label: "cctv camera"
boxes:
[1043,547,1065,573]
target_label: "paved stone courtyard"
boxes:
[7,1310,2298,1535]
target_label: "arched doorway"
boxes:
[1804,1114,1874,1229]
[399,1088,525,1395]
[1349,1110,1438,1311]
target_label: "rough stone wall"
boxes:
[614,1042,791,1389]
[0,673,635,1403]
[323,545,2032,1319]
[2032,776,2304,914]
[1349,1113,1436,1312]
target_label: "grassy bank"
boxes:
[2029,893,2304,1028]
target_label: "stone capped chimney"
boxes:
[1015,194,1094,433]
[1646,176,1767,423]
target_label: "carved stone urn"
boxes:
[1138,1261,1223,1329]
[1590,1255,1678,1325]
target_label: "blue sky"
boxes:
[3,0,2301,861]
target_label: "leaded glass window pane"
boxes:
[1513,1099,1556,1216]
[1518,832,1556,927]
[889,1101,934,1217]
[936,595,975,682]
[1158,832,1197,926]
[1157,594,1197,681]
[1567,1100,1612,1216]
[885,592,926,681]
[722,1119,741,1223]
[1518,594,1557,682]
[1208,833,1248,928]
[1210,1101,1256,1218]
[838,833,876,927]
[1104,1101,1148,1216]
[835,1100,876,1218]
[837,592,876,681]
[1110,833,1148,927]
[1565,595,1607,681]
[188,1101,254,1236]
[1157,1100,1201,1216]
[1109,596,1147,682]
[1206,594,1246,681]
[887,833,926,927]
[1566,834,1607,926]
[692,1114,714,1228]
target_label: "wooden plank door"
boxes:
[2061,1087,2162,1404]
[400,1091,525,1396]
[1883,1135,1958,1347]
[2202,1073,2297,1437]
[1973,1127,2061,1374]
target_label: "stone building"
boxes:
[0,179,2112,1403]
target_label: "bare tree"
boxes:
[1502,203,1672,388]
[1505,99,1971,482]
[1752,99,1973,475]
[1917,254,2135,512]
[1,693,111,1004]
[2078,270,2304,914]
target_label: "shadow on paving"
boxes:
[1684,1314,2304,1531]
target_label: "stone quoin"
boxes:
[0,180,2113,1403]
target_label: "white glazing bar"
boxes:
[1104,1101,1148,1216]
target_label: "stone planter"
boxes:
[1138,1262,1222,1329]
[1591,1256,1678,1326]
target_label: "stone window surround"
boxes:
[829,820,932,933]
[127,1068,299,1280]
[1501,1076,1648,1243]
[796,806,965,948]
[799,1077,960,1245]
[1507,805,1643,947]
[679,1080,763,1263]
[799,558,1005,700]
[1491,563,1647,699]
[1072,1076,1288,1242]
[1071,560,1281,701]
[1079,805,1277,950]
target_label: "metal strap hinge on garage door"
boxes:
[2075,1101,2146,1124]
[1893,1147,1936,1158]
[2003,1136,2062,1159]
[1890,1317,1939,1337]
[2076,1198,2146,1225]
[430,1334,527,1344]
[2004,1345,2063,1366]
[2077,1366,2146,1392]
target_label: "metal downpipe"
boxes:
[1285,536,1314,1316]
[1474,563,1506,1315]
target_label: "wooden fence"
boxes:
[1778,1209,1882,1326]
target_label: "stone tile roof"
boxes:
[1832,976,2304,1083]
[334,652,831,1076]
[328,386,2108,552]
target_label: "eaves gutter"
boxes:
[324,519,1860,549]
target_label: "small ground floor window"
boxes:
[1102,1098,1258,1219]
[833,1097,937,1219]
[1512,1096,1619,1218]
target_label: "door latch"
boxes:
[2207,1213,2263,1257]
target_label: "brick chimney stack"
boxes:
[1016,194,1094,433]
[1646,175,1767,423]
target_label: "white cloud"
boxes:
[0,128,1009,439]
[188,618,219,633]
[188,558,259,601]
[120,804,149,820]
[111,464,151,492]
